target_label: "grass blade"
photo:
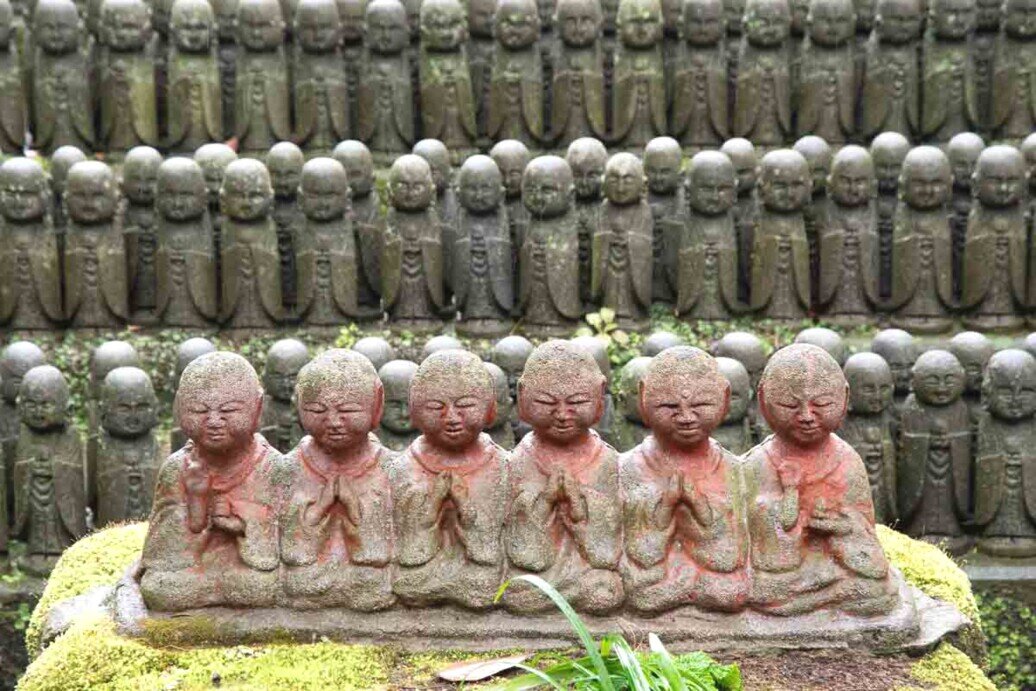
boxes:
[647,634,688,691]
[608,634,652,691]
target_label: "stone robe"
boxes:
[95,429,160,526]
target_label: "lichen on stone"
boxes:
[905,643,996,691]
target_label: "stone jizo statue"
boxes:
[418,0,478,162]
[166,0,223,153]
[292,0,350,153]
[549,0,607,147]
[261,339,309,453]
[97,0,158,154]
[357,0,415,163]
[351,338,397,373]
[121,146,163,323]
[233,0,291,154]
[486,0,544,146]
[611,0,667,148]
[713,356,754,454]
[170,337,218,451]
[609,355,652,452]
[566,138,608,306]
[31,0,94,154]
[670,0,728,148]
[376,359,420,451]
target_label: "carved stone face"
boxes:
[157,158,207,221]
[688,151,737,215]
[237,0,285,50]
[644,138,682,194]
[263,339,309,402]
[973,146,1026,208]
[556,0,601,45]
[870,329,915,394]
[604,153,644,205]
[337,0,366,40]
[948,332,993,394]
[220,159,274,221]
[975,0,999,28]
[743,0,790,46]
[0,159,49,223]
[567,141,607,200]
[489,140,531,199]
[122,147,162,205]
[929,0,976,39]
[366,0,410,51]
[101,367,158,437]
[1005,0,1036,37]
[35,0,81,54]
[615,356,651,422]
[195,144,238,207]
[300,158,350,221]
[808,0,854,44]
[413,140,450,192]
[66,163,118,224]
[102,0,151,50]
[213,0,240,39]
[984,350,1036,421]
[420,0,466,50]
[720,139,757,194]
[1,343,46,403]
[458,155,503,214]
[911,350,965,406]
[297,352,382,453]
[177,353,264,456]
[410,351,495,451]
[793,136,832,194]
[759,344,847,448]
[522,156,573,217]
[875,0,922,41]
[617,0,663,46]
[495,0,539,47]
[870,132,910,190]
[51,147,88,195]
[379,360,418,433]
[91,341,141,397]
[845,352,893,414]
[19,366,69,431]
[468,0,495,36]
[519,340,604,444]
[332,140,376,197]
[171,0,215,50]
[389,154,435,211]
[682,0,724,43]
[716,357,750,421]
[829,146,874,207]
[948,133,984,188]
[295,0,341,50]
[901,147,951,210]
[641,347,729,449]
[268,143,305,198]
[759,150,811,212]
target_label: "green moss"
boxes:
[876,526,979,621]
[906,644,996,691]
[974,586,1035,691]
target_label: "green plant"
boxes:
[974,586,1035,691]
[576,309,643,368]
[489,575,742,691]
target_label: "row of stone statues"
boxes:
[4,0,1034,159]
[3,134,1036,333]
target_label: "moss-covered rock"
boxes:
[21,523,994,690]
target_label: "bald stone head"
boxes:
[220,158,274,221]
[911,349,965,406]
[295,0,342,51]
[844,351,893,414]
[122,146,163,205]
[616,0,663,47]
[570,334,612,382]
[366,0,410,53]
[268,141,305,198]
[176,352,265,455]
[716,356,751,422]
[900,146,951,210]
[556,0,602,46]
[793,135,832,194]
[743,0,791,46]
[759,149,811,212]
[874,0,922,43]
[236,0,285,50]
[721,138,758,194]
[90,341,141,397]
[296,349,384,450]
[604,152,646,205]
[948,331,994,394]
[688,150,737,215]
[0,158,49,223]
[34,0,80,54]
[566,138,608,200]
[19,365,69,431]
[758,344,847,447]
[412,138,452,192]
[523,155,574,217]
[973,145,1027,208]
[870,328,917,395]
[171,0,217,52]
[681,0,725,44]
[714,331,769,387]
[484,361,513,427]
[379,359,419,433]
[641,346,729,448]
[419,0,467,50]
[332,140,376,197]
[175,337,217,388]
[828,145,874,207]
[157,157,207,221]
[50,147,88,195]
[494,0,540,48]
[1,342,47,403]
[195,143,238,206]
[389,154,435,211]
[264,339,309,402]
[870,131,911,192]
[490,140,532,199]
[300,157,349,221]
[458,155,504,213]
[410,349,496,450]
[616,355,653,422]
[101,367,158,438]
[519,339,606,443]
[794,327,847,365]
[66,161,118,225]
[351,337,397,372]
[983,349,1036,421]
[422,335,464,360]
[644,137,682,195]
[642,331,686,356]
[947,132,985,189]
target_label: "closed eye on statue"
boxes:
[218,403,245,413]
[455,397,480,409]
[303,403,329,413]
[425,400,447,411]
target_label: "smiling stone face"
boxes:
[458,155,503,213]
[688,150,737,215]
[19,365,69,432]
[758,344,848,448]
[300,158,349,221]
[296,350,383,454]
[410,350,495,451]
[983,349,1036,421]
[389,154,435,211]
[844,352,893,415]
[220,159,274,221]
[176,352,264,456]
[604,152,645,205]
[101,367,158,438]
[640,347,729,449]
[911,350,965,407]
[519,340,605,445]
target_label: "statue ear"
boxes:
[517,380,530,423]
[371,379,385,430]
[593,378,606,425]
[840,382,849,419]
[251,390,265,429]
[719,377,731,424]
[638,379,648,425]
[485,396,498,429]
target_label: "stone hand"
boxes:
[431,471,452,510]
[562,471,587,523]
[336,476,362,526]
[210,495,245,535]
[303,478,337,527]
[776,461,802,489]
[183,461,210,498]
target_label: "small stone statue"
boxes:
[413,139,461,230]
[280,351,396,610]
[677,150,742,321]
[869,327,917,414]
[744,344,897,615]
[454,155,515,337]
[489,139,531,247]
[64,162,130,329]
[570,335,619,445]
[0,0,24,155]
[96,367,160,527]
[219,158,284,329]
[212,0,239,137]
[97,0,159,155]
[1024,134,1036,227]
[424,334,465,357]
[357,0,415,163]
[261,339,308,453]
[974,349,1036,557]
[593,153,653,330]
[337,0,366,129]
[0,342,46,519]
[484,362,516,449]
[0,159,63,330]
[947,132,984,298]
[794,326,847,365]
[642,331,685,355]
[971,0,999,131]
[890,146,955,334]
[331,141,383,316]
[991,0,1036,141]
[566,138,608,306]
[468,0,495,135]
[352,338,397,373]
[609,355,652,452]
[492,335,535,441]
[170,337,217,451]
[621,347,749,613]
[292,0,350,153]
[140,352,282,611]
[870,132,910,299]
[816,145,881,323]
[714,356,754,454]
[376,360,420,451]
[720,137,758,300]
[519,156,582,335]
[268,142,305,316]
[960,145,1029,331]
[860,0,922,139]
[549,0,607,147]
[234,0,291,155]
[87,341,141,502]
[13,365,85,576]
[713,331,770,441]
[121,147,163,323]
[898,349,972,554]
[49,146,87,235]
[487,0,544,146]
[733,0,792,147]
[31,0,94,155]
[387,350,509,609]
[504,340,622,613]
[418,0,478,162]
[194,143,237,252]
[839,352,897,524]
[611,0,667,149]
[793,135,832,284]
[154,157,219,328]
[947,330,994,429]
[921,0,979,143]
[669,0,728,148]
[643,137,683,304]
[750,150,812,321]
[166,0,223,153]
[797,0,856,144]
[381,154,447,332]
